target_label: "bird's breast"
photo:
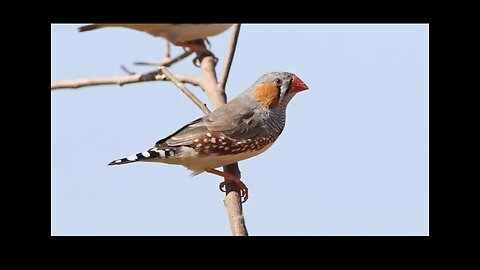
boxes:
[144,130,279,174]
[177,141,276,174]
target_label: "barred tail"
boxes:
[108,147,177,166]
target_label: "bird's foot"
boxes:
[192,51,217,67]
[219,179,248,202]
[207,169,249,203]
[176,39,217,67]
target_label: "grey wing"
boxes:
[206,99,269,140]
[155,112,265,148]
[156,93,267,148]
[155,117,208,147]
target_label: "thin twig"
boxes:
[52,25,247,236]
[165,41,171,61]
[218,24,241,92]
[51,71,200,90]
[217,24,247,236]
[120,65,136,75]
[134,50,193,67]
[159,66,210,115]
[197,26,247,235]
[51,74,152,89]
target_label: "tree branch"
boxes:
[52,25,247,236]
[52,49,197,90]
[199,56,225,106]
[199,24,247,236]
[159,66,210,115]
[51,71,200,90]
[219,24,247,237]
[218,24,241,92]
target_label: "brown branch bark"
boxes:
[199,24,247,236]
[199,56,247,236]
[52,49,197,90]
[219,24,247,236]
[51,71,200,90]
[218,24,241,92]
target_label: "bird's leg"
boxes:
[206,168,249,203]
[175,39,217,67]
[175,39,209,54]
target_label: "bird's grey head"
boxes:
[247,71,309,111]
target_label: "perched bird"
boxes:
[78,24,231,53]
[109,72,309,202]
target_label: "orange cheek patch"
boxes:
[254,82,280,109]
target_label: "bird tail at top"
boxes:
[78,24,105,32]
[108,147,176,166]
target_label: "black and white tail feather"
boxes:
[108,147,177,166]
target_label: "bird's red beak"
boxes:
[290,75,309,93]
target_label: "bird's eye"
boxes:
[274,78,283,86]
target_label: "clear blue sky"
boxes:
[51,24,429,236]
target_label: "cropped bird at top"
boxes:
[78,23,231,54]
[109,72,309,202]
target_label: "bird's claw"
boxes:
[218,180,249,203]
[192,57,201,67]
[240,187,248,203]
[219,181,227,192]
[192,51,217,67]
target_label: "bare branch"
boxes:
[134,50,193,67]
[168,74,201,86]
[200,24,248,236]
[51,71,200,90]
[199,53,247,236]
[51,74,152,89]
[218,24,241,92]
[199,57,225,107]
[223,163,247,235]
[159,66,211,115]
